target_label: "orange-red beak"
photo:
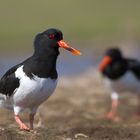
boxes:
[58,40,81,55]
[99,56,112,71]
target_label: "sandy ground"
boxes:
[0,68,140,140]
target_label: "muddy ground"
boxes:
[0,69,140,140]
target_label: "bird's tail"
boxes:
[0,93,13,110]
[0,93,7,105]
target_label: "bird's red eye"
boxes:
[49,34,55,39]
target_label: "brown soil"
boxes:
[0,69,140,140]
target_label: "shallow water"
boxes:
[0,48,98,77]
[0,47,140,78]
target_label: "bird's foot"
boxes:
[20,123,30,131]
[105,111,120,122]
[15,115,30,131]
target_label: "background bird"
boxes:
[0,28,81,131]
[99,47,140,121]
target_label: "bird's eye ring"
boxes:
[49,34,55,39]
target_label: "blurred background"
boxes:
[0,0,140,76]
[1,1,140,139]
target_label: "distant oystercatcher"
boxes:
[0,28,81,131]
[99,47,140,121]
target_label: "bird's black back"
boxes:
[126,59,140,79]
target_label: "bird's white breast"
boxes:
[13,66,57,108]
[105,72,140,94]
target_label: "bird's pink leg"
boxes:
[29,114,35,130]
[29,108,37,130]
[106,99,119,120]
[105,92,119,121]
[15,115,30,131]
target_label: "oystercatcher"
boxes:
[99,47,140,121]
[0,28,81,131]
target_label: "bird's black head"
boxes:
[34,28,62,57]
[105,48,123,61]
[99,47,123,71]
[33,28,81,58]
[43,28,63,41]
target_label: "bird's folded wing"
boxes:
[0,64,21,96]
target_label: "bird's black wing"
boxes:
[0,63,23,96]
[126,58,140,79]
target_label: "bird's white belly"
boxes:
[12,66,57,108]
[105,72,140,94]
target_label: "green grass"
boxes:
[0,0,140,49]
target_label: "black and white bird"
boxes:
[99,47,140,121]
[0,28,81,131]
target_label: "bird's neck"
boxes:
[23,51,59,79]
